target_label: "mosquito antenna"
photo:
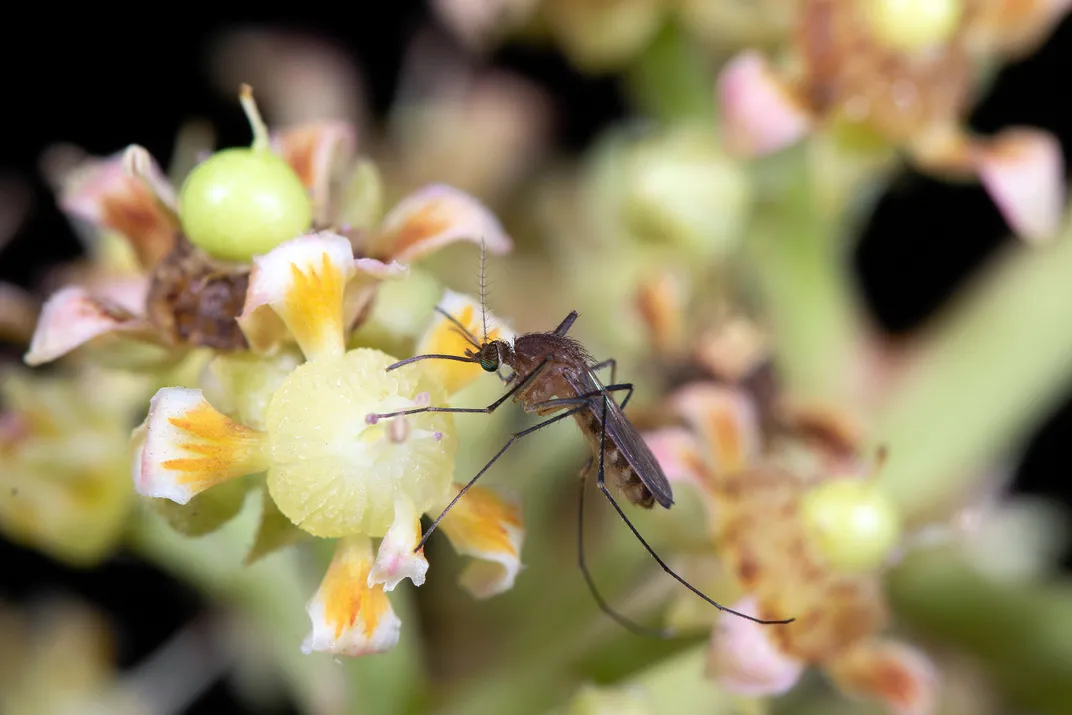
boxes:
[435,306,481,349]
[479,237,490,345]
[387,353,478,371]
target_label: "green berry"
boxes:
[865,0,962,53]
[801,478,902,573]
[178,147,312,262]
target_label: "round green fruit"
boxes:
[178,148,312,262]
[801,477,902,573]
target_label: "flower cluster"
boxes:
[717,0,1071,242]
[646,381,934,714]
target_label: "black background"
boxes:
[2,6,1070,713]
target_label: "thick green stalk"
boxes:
[871,213,1072,522]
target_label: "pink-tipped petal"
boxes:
[58,148,179,267]
[237,232,356,360]
[706,595,806,696]
[643,427,708,487]
[371,184,512,263]
[974,128,1066,244]
[134,387,269,505]
[273,122,358,226]
[669,384,762,475]
[368,496,429,591]
[825,640,938,715]
[302,535,402,657]
[437,484,524,598]
[23,287,154,367]
[717,51,812,157]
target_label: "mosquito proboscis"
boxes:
[366,256,794,633]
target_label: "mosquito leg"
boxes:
[594,394,796,627]
[589,358,617,385]
[554,311,579,336]
[368,359,549,423]
[414,403,589,551]
[578,458,674,638]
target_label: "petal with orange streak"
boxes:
[825,639,938,715]
[414,289,516,395]
[23,286,158,367]
[669,384,761,476]
[436,484,524,598]
[371,184,512,263]
[58,148,179,267]
[134,387,269,504]
[272,121,357,226]
[238,232,355,360]
[302,535,402,657]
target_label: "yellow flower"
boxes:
[134,233,526,656]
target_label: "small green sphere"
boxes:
[801,478,902,573]
[178,148,312,261]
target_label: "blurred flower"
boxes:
[25,87,511,372]
[645,383,936,714]
[0,597,229,715]
[717,0,1070,241]
[0,364,145,566]
[135,233,526,656]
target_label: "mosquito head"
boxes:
[468,339,512,373]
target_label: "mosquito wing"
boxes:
[567,368,675,509]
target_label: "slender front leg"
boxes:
[415,402,588,550]
[367,358,550,423]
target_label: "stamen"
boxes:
[239,84,271,152]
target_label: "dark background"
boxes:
[2,6,1070,713]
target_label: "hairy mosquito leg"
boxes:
[578,457,674,638]
[414,402,589,551]
[368,359,549,423]
[595,394,796,627]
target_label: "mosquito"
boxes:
[366,263,794,632]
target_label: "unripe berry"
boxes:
[178,84,311,261]
[801,477,902,572]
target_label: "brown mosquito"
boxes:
[366,280,794,633]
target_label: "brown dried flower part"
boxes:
[718,0,1070,242]
[144,238,251,351]
[645,383,935,713]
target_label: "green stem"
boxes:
[871,213,1072,522]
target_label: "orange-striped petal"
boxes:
[56,146,179,267]
[414,289,515,395]
[370,184,512,264]
[134,387,269,504]
[436,484,524,598]
[369,496,429,591]
[23,287,157,367]
[238,232,355,360]
[706,595,805,696]
[973,128,1065,244]
[825,640,937,715]
[272,121,357,226]
[717,51,813,158]
[669,384,761,476]
[302,535,402,657]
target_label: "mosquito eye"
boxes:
[480,356,499,372]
